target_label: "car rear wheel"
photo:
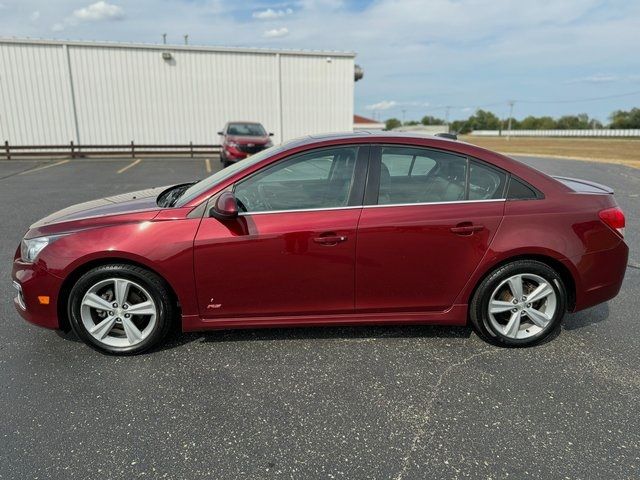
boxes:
[470,260,567,347]
[68,264,175,355]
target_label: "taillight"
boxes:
[599,207,625,237]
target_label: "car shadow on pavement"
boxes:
[562,302,610,331]
[160,324,475,351]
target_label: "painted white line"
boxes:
[117,158,141,174]
[18,159,70,175]
[205,158,212,173]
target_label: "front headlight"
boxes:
[226,141,239,148]
[20,235,66,263]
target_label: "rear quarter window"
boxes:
[507,177,540,200]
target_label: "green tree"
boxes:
[404,120,420,126]
[519,115,557,130]
[556,113,591,129]
[421,115,445,126]
[468,109,501,130]
[609,108,640,128]
[384,118,402,130]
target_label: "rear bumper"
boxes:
[12,255,63,330]
[568,240,629,312]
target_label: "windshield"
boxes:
[174,143,287,207]
[227,123,266,136]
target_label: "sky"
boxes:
[1,0,639,123]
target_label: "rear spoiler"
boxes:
[553,176,614,195]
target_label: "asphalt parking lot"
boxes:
[1,154,638,479]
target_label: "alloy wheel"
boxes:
[80,278,157,348]
[487,273,557,340]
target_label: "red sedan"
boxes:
[12,132,628,354]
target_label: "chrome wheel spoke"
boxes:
[126,300,155,316]
[122,317,143,344]
[507,275,524,300]
[503,311,521,338]
[89,316,117,340]
[526,282,553,303]
[114,278,130,305]
[83,293,113,311]
[490,300,515,314]
[525,307,551,328]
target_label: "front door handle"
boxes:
[450,223,484,235]
[313,234,348,246]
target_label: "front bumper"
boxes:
[12,254,63,330]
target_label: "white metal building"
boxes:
[0,38,357,146]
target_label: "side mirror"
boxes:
[210,192,239,220]
[217,131,224,135]
[268,132,274,136]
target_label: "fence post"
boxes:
[70,140,75,159]
[131,141,135,159]
[190,141,194,158]
[4,140,9,160]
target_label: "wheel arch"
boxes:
[56,257,181,332]
[467,253,576,313]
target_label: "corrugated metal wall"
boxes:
[0,39,355,145]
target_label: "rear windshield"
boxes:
[227,123,266,136]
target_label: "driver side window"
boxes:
[234,146,359,213]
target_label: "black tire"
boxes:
[469,260,567,347]
[68,264,176,355]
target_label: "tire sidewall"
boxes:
[68,265,171,355]
[472,261,567,347]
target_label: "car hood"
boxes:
[226,135,270,144]
[29,186,168,233]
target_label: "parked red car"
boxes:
[13,132,628,354]
[218,121,273,167]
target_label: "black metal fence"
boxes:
[3,141,221,160]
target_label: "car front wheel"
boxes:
[68,264,175,355]
[470,260,567,347]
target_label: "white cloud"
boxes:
[72,1,124,22]
[253,8,293,20]
[51,22,65,32]
[263,27,289,38]
[30,11,40,21]
[366,100,398,111]
[566,74,619,84]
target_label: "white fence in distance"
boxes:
[470,129,640,137]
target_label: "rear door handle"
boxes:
[313,235,348,246]
[450,223,484,235]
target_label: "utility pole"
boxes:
[507,100,515,141]
[402,109,406,125]
[162,33,167,44]
[184,34,189,45]
[445,106,451,132]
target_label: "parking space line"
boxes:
[117,158,141,174]
[205,158,212,173]
[18,159,70,175]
